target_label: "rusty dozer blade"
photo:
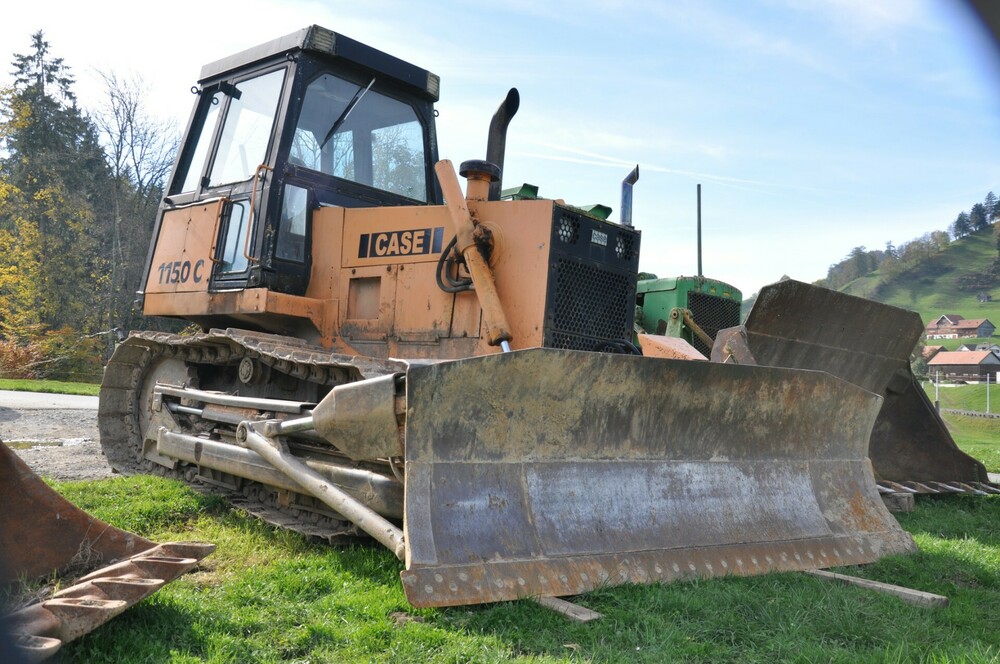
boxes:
[399,348,915,607]
[723,279,988,486]
[0,443,214,661]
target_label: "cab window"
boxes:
[291,73,427,202]
[210,69,286,186]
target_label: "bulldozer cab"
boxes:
[143,26,441,302]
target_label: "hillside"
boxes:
[840,226,1000,324]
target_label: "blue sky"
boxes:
[3,0,999,295]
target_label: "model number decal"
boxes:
[156,259,206,285]
[358,227,445,258]
[591,230,608,247]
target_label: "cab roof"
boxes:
[198,25,440,102]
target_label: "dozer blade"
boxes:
[0,443,214,661]
[732,280,988,486]
[399,348,914,607]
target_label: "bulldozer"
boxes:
[90,25,916,611]
[712,279,996,496]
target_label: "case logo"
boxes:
[358,227,445,258]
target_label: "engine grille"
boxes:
[687,291,741,357]
[544,209,639,351]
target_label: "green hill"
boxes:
[840,226,1000,324]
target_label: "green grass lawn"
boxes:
[15,472,995,663]
[920,383,1000,472]
[926,337,999,352]
[0,378,100,396]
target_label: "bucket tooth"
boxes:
[1,443,214,661]
[399,348,914,607]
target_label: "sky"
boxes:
[1,0,999,296]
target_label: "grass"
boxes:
[926,337,999,352]
[0,378,100,396]
[13,469,992,663]
[920,382,1000,472]
[924,381,1000,413]
[7,366,999,660]
[841,226,1000,324]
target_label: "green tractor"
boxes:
[636,274,742,358]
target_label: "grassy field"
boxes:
[0,378,100,396]
[925,337,999,352]
[841,227,1000,324]
[921,382,1000,472]
[14,466,996,663]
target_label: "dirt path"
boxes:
[0,394,113,481]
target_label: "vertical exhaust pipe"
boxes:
[486,88,520,201]
[697,183,703,278]
[621,165,639,227]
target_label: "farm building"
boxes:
[924,315,996,339]
[927,350,1000,382]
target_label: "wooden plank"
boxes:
[805,569,949,608]
[532,596,603,622]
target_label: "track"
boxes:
[98,329,407,543]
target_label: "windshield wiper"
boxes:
[320,77,376,149]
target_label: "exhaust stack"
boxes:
[621,165,639,227]
[486,88,520,201]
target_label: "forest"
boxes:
[0,32,177,381]
[817,192,1000,295]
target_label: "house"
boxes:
[928,350,1000,382]
[925,314,996,339]
[957,343,978,351]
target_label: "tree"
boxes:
[0,32,110,335]
[930,230,950,251]
[93,70,177,334]
[970,203,990,232]
[950,211,972,238]
[986,191,998,221]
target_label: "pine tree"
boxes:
[970,203,989,232]
[950,211,972,238]
[0,32,110,335]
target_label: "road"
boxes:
[0,390,110,480]
[0,390,98,410]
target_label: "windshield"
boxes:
[291,73,427,202]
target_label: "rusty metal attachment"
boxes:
[724,279,989,487]
[1,443,214,661]
[398,348,915,607]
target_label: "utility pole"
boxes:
[935,369,940,412]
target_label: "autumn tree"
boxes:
[93,70,177,333]
[0,31,110,337]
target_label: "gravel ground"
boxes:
[1,400,114,481]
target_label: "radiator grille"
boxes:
[687,291,741,357]
[549,259,634,350]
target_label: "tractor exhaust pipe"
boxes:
[621,165,639,227]
[486,88,519,201]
